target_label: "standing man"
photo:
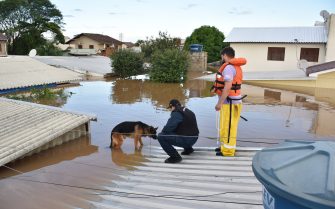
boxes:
[211,47,246,156]
[157,99,199,163]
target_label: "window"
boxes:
[78,44,83,49]
[267,47,285,61]
[0,44,2,52]
[300,48,319,62]
[89,45,94,49]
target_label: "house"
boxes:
[55,36,75,51]
[0,33,8,57]
[224,12,335,72]
[65,33,122,56]
[121,42,135,49]
[121,41,141,52]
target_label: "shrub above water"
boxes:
[111,50,144,78]
[150,48,189,83]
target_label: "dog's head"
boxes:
[144,126,158,139]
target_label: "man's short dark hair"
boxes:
[168,99,181,108]
[221,47,235,58]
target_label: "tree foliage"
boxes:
[0,0,64,55]
[184,26,227,63]
[36,41,63,56]
[140,32,181,61]
[150,48,189,83]
[111,50,144,78]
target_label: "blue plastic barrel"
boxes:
[252,140,335,209]
[189,44,203,52]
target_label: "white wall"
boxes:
[326,14,335,62]
[69,36,104,51]
[231,43,326,72]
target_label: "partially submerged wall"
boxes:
[188,52,207,71]
[244,70,335,105]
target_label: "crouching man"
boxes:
[158,99,199,163]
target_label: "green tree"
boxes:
[140,32,181,61]
[184,26,227,63]
[111,50,144,78]
[150,48,189,83]
[36,41,63,56]
[0,0,64,55]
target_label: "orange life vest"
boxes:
[211,58,247,96]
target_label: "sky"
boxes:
[51,0,335,42]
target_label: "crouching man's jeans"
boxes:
[158,133,198,157]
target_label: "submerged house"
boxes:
[66,33,123,56]
[0,33,8,57]
[224,13,335,72]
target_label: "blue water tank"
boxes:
[252,140,335,209]
[189,44,203,52]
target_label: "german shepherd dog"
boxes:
[110,121,158,149]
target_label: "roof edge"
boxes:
[0,97,97,121]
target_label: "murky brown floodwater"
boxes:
[1,71,335,209]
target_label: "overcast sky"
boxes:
[51,0,335,42]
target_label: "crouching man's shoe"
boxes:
[165,156,182,163]
[181,147,194,155]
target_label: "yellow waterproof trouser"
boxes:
[219,103,242,156]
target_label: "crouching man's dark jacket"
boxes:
[161,107,199,137]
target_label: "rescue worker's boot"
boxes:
[165,155,182,163]
[181,147,194,155]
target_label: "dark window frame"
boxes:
[89,45,94,49]
[78,44,83,49]
[300,48,319,62]
[267,47,285,61]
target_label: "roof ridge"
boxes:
[225,26,327,43]
[66,33,122,45]
[233,26,325,29]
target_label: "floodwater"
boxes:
[1,72,335,209]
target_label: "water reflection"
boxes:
[4,87,72,107]
[264,89,281,101]
[111,149,146,169]
[0,136,98,178]
[243,85,320,110]
[242,85,334,138]
[111,72,210,107]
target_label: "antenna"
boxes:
[119,33,123,42]
[320,10,330,22]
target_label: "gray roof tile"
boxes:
[224,26,327,43]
